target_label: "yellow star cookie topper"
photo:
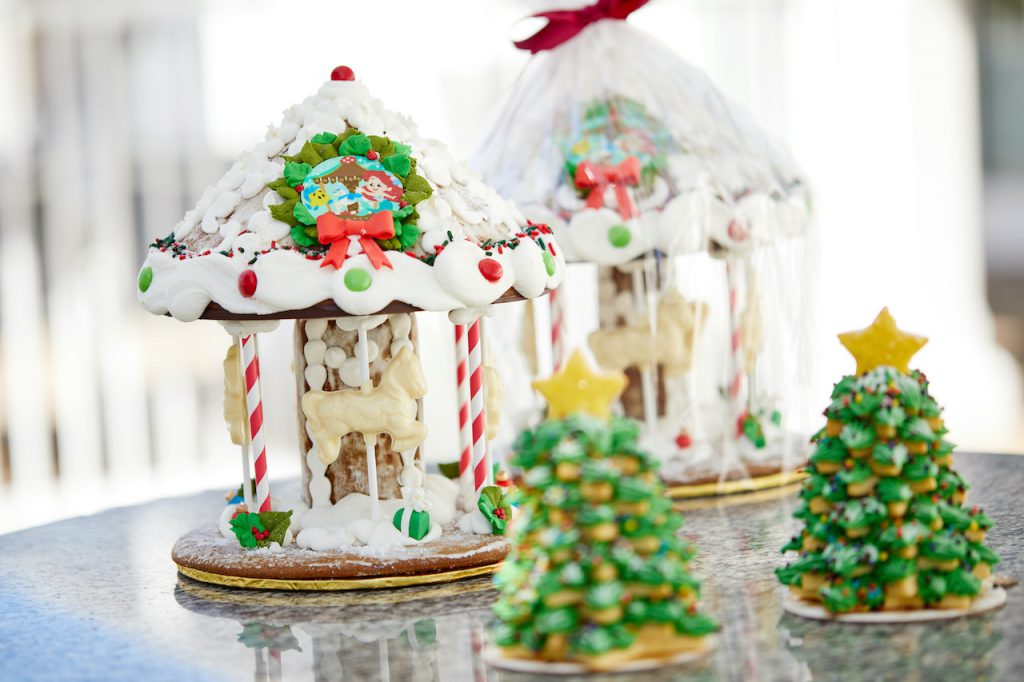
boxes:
[532,350,627,420]
[838,307,928,376]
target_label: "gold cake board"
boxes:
[175,562,500,592]
[666,468,808,500]
[172,523,507,591]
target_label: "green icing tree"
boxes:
[491,414,716,670]
[776,310,999,613]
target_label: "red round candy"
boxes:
[330,66,355,81]
[478,258,503,282]
[675,433,692,449]
[366,150,379,160]
[238,270,258,297]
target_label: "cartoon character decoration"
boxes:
[300,156,405,220]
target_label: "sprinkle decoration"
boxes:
[241,335,271,512]
[454,324,473,496]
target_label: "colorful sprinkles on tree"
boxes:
[776,309,1000,613]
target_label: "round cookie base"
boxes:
[782,586,1007,623]
[483,636,714,676]
[172,523,508,591]
[665,466,808,499]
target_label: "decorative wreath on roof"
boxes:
[266,127,432,267]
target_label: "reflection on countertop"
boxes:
[0,453,1020,681]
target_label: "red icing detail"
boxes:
[296,184,304,192]
[330,65,355,81]
[494,508,507,520]
[478,258,503,282]
[238,270,258,297]
[675,432,692,449]
[548,242,558,257]
[366,150,379,160]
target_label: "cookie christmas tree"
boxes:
[777,309,1000,613]
[489,351,716,672]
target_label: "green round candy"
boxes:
[607,225,631,248]
[343,268,372,292]
[542,251,556,277]
[137,266,153,292]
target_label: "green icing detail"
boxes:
[137,266,153,293]
[343,268,372,292]
[607,224,632,248]
[543,251,556,276]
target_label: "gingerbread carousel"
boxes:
[138,66,565,589]
[474,1,815,495]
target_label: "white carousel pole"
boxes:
[357,324,379,521]
[631,265,658,437]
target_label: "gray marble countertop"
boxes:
[1,453,1021,681]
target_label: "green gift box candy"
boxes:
[393,507,430,541]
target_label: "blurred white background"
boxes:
[1,0,1022,532]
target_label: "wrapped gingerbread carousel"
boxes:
[474,1,815,495]
[138,66,565,589]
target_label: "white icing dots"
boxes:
[305,319,329,339]
[324,346,346,369]
[304,365,328,391]
[339,357,365,388]
[304,339,327,364]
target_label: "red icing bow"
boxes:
[514,0,650,54]
[316,210,395,270]
[574,156,641,219]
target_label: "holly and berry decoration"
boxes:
[229,507,293,549]
[490,353,715,670]
[266,127,432,259]
[776,309,999,613]
[478,485,513,534]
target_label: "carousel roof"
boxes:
[473,19,813,266]
[138,67,564,321]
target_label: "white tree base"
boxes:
[782,586,1007,623]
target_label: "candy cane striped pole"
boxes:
[241,334,271,512]
[233,336,254,510]
[549,287,564,372]
[467,318,489,495]
[726,259,745,403]
[454,324,473,497]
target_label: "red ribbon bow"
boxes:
[574,156,641,219]
[514,0,650,54]
[316,210,395,270]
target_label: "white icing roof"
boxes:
[138,71,565,321]
[473,20,814,266]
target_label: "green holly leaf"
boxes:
[290,224,316,247]
[369,135,396,157]
[269,200,299,226]
[402,190,431,206]
[293,202,316,226]
[393,142,412,156]
[437,461,460,479]
[312,143,338,161]
[337,133,371,156]
[257,510,293,547]
[298,142,324,167]
[403,172,432,194]
[229,512,264,549]
[283,162,312,187]
[311,132,337,144]
[478,485,512,534]
[398,224,420,250]
[382,154,411,177]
